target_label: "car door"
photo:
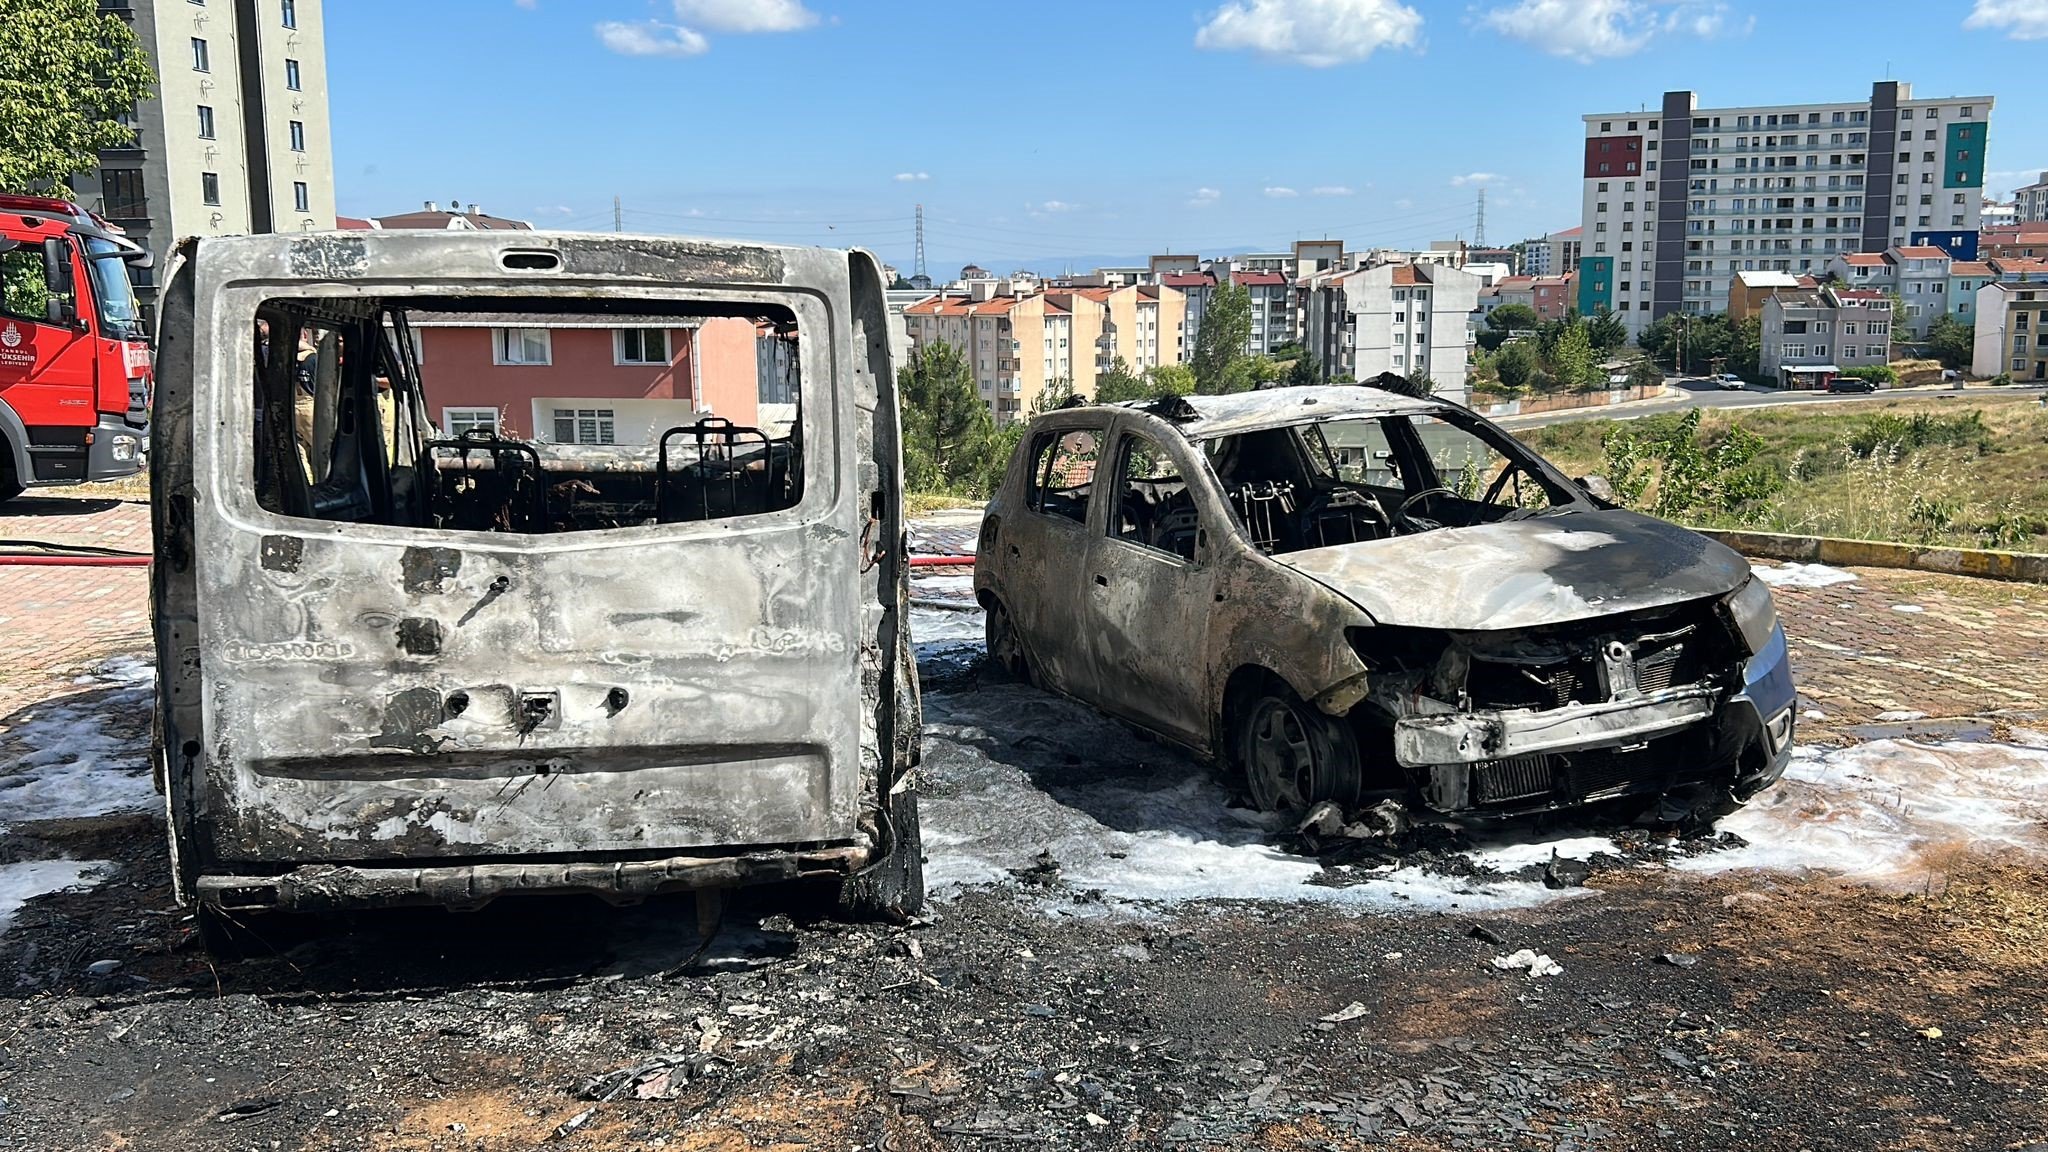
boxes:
[1072,417,1214,745]
[989,419,1106,696]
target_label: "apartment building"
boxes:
[1970,281,2048,381]
[1304,263,1480,402]
[1949,261,1994,324]
[1758,286,1891,388]
[1580,82,1993,337]
[1161,272,1214,354]
[410,316,769,442]
[1497,274,1575,322]
[74,0,337,323]
[1726,269,1814,322]
[1234,271,1291,355]
[1983,229,2048,260]
[901,282,1185,420]
[2016,173,2048,223]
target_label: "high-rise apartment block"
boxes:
[1580,82,1992,335]
[2014,173,2048,224]
[75,0,337,322]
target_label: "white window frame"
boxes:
[442,407,499,437]
[493,327,552,365]
[553,407,616,446]
[614,328,670,365]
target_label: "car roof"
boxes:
[1064,385,1447,441]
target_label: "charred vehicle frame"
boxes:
[150,231,922,945]
[974,385,1795,822]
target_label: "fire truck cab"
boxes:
[0,193,153,501]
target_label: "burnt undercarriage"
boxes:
[1348,601,1761,818]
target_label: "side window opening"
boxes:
[250,295,805,534]
[1028,427,1099,525]
[1113,432,1198,562]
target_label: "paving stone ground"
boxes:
[4,498,2043,735]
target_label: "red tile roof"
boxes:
[1550,226,1582,238]
[1232,271,1288,287]
[903,295,1021,316]
[1949,261,1993,276]
[1991,257,2048,276]
[1796,275,1819,287]
[1159,272,1214,288]
[335,215,374,230]
[1389,266,1425,286]
[1839,253,1890,267]
[1892,245,1949,259]
[1832,288,1889,301]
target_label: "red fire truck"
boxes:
[0,193,153,502]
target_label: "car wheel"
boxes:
[984,598,1032,685]
[1235,685,1362,813]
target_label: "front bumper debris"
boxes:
[1393,686,1720,767]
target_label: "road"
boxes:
[1498,378,2048,430]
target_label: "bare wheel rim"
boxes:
[1245,695,1318,811]
[986,604,1024,676]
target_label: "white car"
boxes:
[1714,374,1746,390]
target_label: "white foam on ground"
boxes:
[919,686,1581,913]
[0,859,113,933]
[1679,739,2048,883]
[1751,562,1859,589]
[0,658,156,932]
[0,660,158,825]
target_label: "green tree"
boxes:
[1144,363,1196,396]
[1550,321,1600,391]
[1925,314,1973,369]
[897,342,993,493]
[1487,303,1540,332]
[1627,359,1662,391]
[1494,341,1538,391]
[0,0,156,189]
[1192,279,1253,393]
[1585,308,1629,354]
[1285,354,1319,387]
[1029,376,1075,415]
[1092,356,1147,402]
[1727,315,1762,380]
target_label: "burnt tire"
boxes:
[983,598,1032,685]
[1232,682,1363,814]
[836,786,925,921]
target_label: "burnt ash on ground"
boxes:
[0,638,2045,1150]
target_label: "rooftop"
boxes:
[1892,245,1949,259]
[1839,253,1891,267]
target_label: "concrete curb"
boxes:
[1700,528,2048,584]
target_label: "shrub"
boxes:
[1843,364,1897,385]
[1990,372,2014,387]
[1847,410,1990,458]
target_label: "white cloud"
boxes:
[1477,0,1742,63]
[595,20,709,57]
[671,0,818,33]
[1965,0,2048,38]
[1310,185,1355,197]
[894,171,930,182]
[1195,0,1422,67]
[1263,186,1299,198]
[1029,200,1080,216]
[1188,188,1223,208]
[1450,172,1500,186]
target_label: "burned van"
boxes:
[149,231,921,942]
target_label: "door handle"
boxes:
[1093,574,1108,586]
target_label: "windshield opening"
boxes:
[83,237,145,340]
[250,294,805,534]
[1203,413,1578,555]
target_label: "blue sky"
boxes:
[330,0,2048,275]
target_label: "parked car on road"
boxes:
[1714,374,1746,391]
[1826,377,1877,394]
[975,385,1796,822]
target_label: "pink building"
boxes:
[413,316,772,445]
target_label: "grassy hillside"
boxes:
[1518,395,2048,552]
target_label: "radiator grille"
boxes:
[1472,754,1555,803]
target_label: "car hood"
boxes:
[1272,509,1751,631]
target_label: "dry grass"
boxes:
[1521,394,2048,551]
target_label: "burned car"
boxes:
[150,230,922,947]
[974,384,1794,821]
